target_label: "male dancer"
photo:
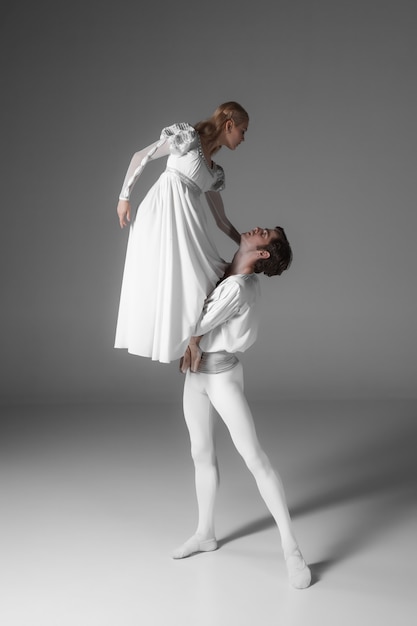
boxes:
[174,226,312,590]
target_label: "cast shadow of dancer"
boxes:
[217,405,417,585]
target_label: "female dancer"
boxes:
[174,226,312,590]
[115,102,249,363]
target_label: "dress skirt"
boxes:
[114,170,226,363]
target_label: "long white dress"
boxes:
[115,123,228,363]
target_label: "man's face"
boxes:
[241,227,279,249]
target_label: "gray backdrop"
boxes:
[2,0,416,405]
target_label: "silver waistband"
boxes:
[165,167,202,195]
[197,351,239,374]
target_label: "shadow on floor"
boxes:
[218,414,417,580]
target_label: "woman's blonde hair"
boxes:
[194,101,249,154]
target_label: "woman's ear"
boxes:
[226,120,234,133]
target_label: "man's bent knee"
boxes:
[243,449,272,477]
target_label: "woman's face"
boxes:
[225,120,248,150]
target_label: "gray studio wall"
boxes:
[2,0,416,405]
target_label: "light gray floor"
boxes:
[1,398,416,626]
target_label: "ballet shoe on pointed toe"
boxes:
[285,549,312,589]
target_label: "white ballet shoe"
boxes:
[172,535,218,559]
[285,548,312,589]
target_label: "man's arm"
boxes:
[180,279,242,373]
[194,280,241,335]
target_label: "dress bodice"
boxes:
[163,123,225,193]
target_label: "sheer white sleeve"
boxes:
[119,123,199,200]
[118,139,171,200]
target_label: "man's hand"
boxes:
[180,346,191,373]
[180,337,203,373]
[189,340,202,372]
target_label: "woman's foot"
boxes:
[285,548,312,589]
[172,534,218,559]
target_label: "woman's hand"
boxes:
[117,199,131,228]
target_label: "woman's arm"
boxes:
[116,139,171,228]
[205,190,241,245]
[119,140,170,200]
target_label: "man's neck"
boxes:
[224,250,256,278]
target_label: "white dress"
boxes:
[115,123,228,363]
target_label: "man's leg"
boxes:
[172,370,218,559]
[206,363,311,588]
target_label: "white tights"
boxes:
[178,362,300,557]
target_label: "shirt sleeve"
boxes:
[194,280,242,336]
